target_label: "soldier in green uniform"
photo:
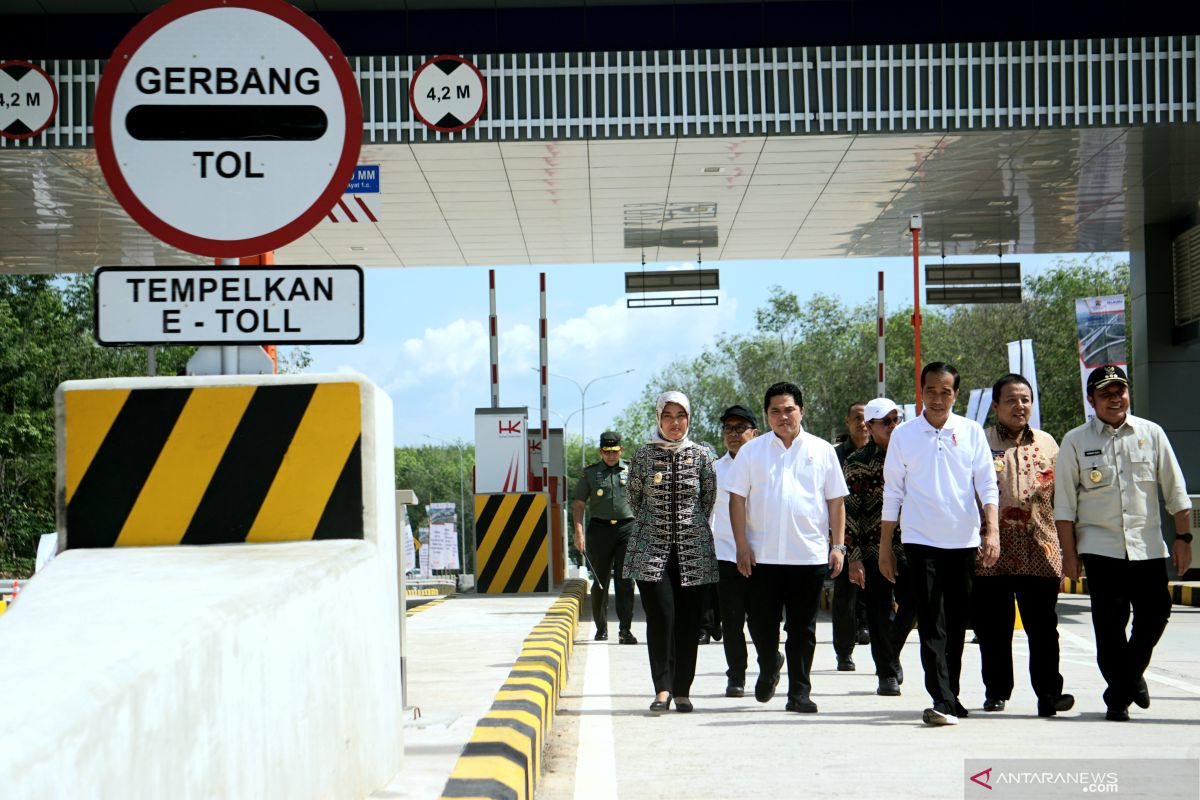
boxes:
[573,431,638,643]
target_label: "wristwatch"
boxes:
[1176,532,1194,544]
[831,544,848,554]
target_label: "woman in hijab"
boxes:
[623,390,718,712]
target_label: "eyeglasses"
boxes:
[870,416,900,428]
[722,424,751,435]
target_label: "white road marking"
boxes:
[573,641,618,800]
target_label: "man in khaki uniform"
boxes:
[573,431,637,643]
[1055,364,1192,721]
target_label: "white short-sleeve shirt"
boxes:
[711,452,736,562]
[725,428,848,565]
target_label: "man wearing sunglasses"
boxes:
[846,397,915,697]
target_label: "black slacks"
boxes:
[1080,554,1172,708]
[747,562,827,700]
[905,543,975,708]
[970,574,1064,703]
[831,563,860,660]
[717,559,751,684]
[861,555,916,681]
[586,519,635,634]
[636,547,707,696]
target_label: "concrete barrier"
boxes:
[0,373,402,799]
[440,579,585,800]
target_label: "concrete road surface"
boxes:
[538,592,1200,800]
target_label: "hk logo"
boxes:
[498,420,522,434]
[970,768,993,790]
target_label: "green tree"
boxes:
[615,257,1129,449]
[394,443,476,573]
[0,275,194,576]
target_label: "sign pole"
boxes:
[910,214,923,414]
[218,257,239,374]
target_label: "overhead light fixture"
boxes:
[349,246,367,252]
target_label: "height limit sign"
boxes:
[409,56,486,133]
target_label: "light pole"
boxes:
[539,368,634,470]
[423,434,467,575]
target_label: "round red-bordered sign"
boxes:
[93,0,362,258]
[0,61,59,140]
[409,55,487,134]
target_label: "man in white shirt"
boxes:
[879,362,1000,726]
[1054,364,1192,721]
[709,404,760,698]
[728,381,849,713]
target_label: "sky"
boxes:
[304,252,1117,448]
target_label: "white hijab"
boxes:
[648,391,694,453]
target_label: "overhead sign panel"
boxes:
[93,0,362,257]
[94,265,364,345]
[0,61,59,139]
[409,55,486,133]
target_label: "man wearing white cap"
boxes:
[845,397,914,697]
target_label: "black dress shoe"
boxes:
[1106,705,1130,722]
[954,700,970,718]
[836,658,856,672]
[674,698,694,713]
[983,698,1006,712]
[1133,679,1150,709]
[785,697,818,713]
[698,632,711,645]
[618,630,638,645]
[594,630,608,641]
[725,684,745,698]
[895,664,904,685]
[876,677,901,696]
[1037,693,1075,717]
[755,652,784,703]
[649,694,672,712]
[711,628,723,642]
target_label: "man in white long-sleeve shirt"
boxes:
[879,362,1000,726]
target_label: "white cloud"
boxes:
[385,318,489,392]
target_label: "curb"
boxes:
[439,579,586,800]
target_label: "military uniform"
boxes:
[572,433,636,641]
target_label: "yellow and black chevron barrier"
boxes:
[440,580,584,800]
[474,493,549,593]
[60,381,364,548]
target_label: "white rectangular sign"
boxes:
[94,265,363,345]
[474,407,528,493]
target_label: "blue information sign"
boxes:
[345,165,379,194]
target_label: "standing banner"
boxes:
[426,503,460,571]
[1074,296,1127,422]
[400,509,417,575]
[1006,339,1042,430]
[965,389,992,425]
[417,526,432,578]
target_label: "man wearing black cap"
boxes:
[1054,364,1192,721]
[709,404,759,696]
[573,431,638,643]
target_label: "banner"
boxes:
[426,502,460,571]
[400,509,416,575]
[1006,338,1041,430]
[1074,296,1127,422]
[417,526,432,578]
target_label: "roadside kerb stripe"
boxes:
[1061,577,1198,607]
[440,579,586,800]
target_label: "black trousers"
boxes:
[905,543,975,708]
[832,563,862,659]
[747,562,827,700]
[718,559,751,684]
[970,574,1064,702]
[699,582,722,637]
[586,519,635,634]
[636,547,707,696]
[1080,554,1172,709]
[861,555,916,681]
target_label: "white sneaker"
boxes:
[922,706,959,726]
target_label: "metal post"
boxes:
[146,346,157,377]
[876,271,885,398]
[456,443,467,577]
[539,273,552,585]
[488,269,499,408]
[218,256,239,375]
[910,216,923,413]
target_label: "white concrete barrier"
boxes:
[0,374,402,799]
